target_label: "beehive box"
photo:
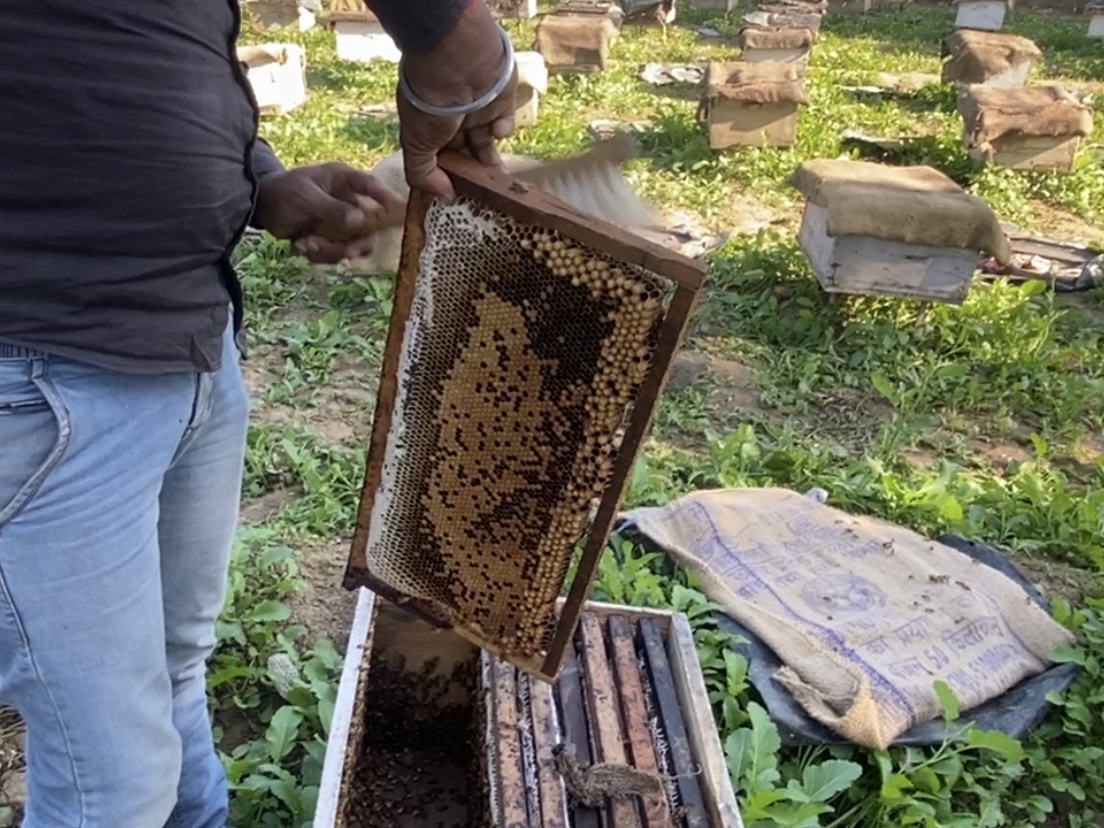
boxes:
[488,0,540,18]
[700,61,807,149]
[940,30,1040,88]
[237,43,307,115]
[1087,1,1104,37]
[535,3,621,74]
[328,7,401,64]
[342,149,705,681]
[515,52,550,127]
[736,25,816,64]
[787,158,1011,303]
[953,0,1012,31]
[244,0,315,31]
[742,6,823,32]
[688,0,738,11]
[958,85,1093,172]
[314,592,743,828]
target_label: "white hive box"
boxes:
[237,43,308,115]
[786,159,1012,303]
[329,10,401,64]
[313,592,743,828]
[953,0,1012,31]
[514,51,550,128]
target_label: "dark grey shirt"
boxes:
[0,0,466,374]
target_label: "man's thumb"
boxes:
[305,182,365,240]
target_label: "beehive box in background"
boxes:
[342,150,705,682]
[787,158,1012,303]
[489,0,540,18]
[536,3,622,73]
[958,85,1093,172]
[940,29,1040,88]
[736,25,816,64]
[953,0,1012,31]
[701,61,807,149]
[1086,1,1104,37]
[328,7,401,63]
[237,44,308,115]
[314,593,742,828]
[688,0,738,11]
[515,52,550,127]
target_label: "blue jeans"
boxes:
[0,323,248,828]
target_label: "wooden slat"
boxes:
[555,645,602,828]
[493,659,533,828]
[528,671,572,828]
[344,190,429,586]
[667,614,744,828]
[639,619,709,828]
[580,615,643,828]
[608,615,671,828]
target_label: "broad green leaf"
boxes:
[933,679,960,722]
[265,705,304,762]
[248,600,293,623]
[966,728,1025,762]
[796,759,864,804]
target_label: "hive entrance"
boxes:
[345,151,705,681]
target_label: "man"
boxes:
[0,1,517,826]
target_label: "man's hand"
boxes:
[253,162,403,263]
[398,2,518,201]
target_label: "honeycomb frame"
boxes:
[344,150,706,682]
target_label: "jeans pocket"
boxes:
[0,363,71,529]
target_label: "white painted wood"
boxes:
[238,43,308,115]
[313,587,377,828]
[333,19,401,63]
[1089,14,1104,37]
[514,51,549,127]
[954,0,1008,31]
[740,46,810,64]
[690,0,739,10]
[667,613,746,828]
[797,202,977,303]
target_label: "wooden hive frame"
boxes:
[343,151,707,683]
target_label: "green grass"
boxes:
[215,5,1104,828]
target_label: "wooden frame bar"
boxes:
[343,151,706,683]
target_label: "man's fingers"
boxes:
[403,146,457,203]
[464,124,502,169]
[294,235,350,264]
[344,170,405,211]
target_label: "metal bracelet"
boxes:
[397,25,516,118]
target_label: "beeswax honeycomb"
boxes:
[363,196,672,661]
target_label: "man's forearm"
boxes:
[365,0,472,55]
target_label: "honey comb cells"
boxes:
[347,153,705,679]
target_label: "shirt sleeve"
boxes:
[365,0,470,55]
[251,137,285,181]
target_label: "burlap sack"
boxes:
[706,61,807,104]
[786,159,1012,264]
[941,30,1041,85]
[534,12,618,71]
[625,488,1075,749]
[958,84,1094,148]
[737,25,816,50]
